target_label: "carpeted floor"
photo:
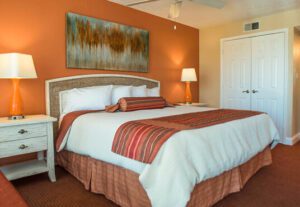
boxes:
[13,143,300,207]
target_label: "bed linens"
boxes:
[111,85,132,104]
[61,106,280,207]
[132,85,147,97]
[112,109,263,163]
[59,85,113,114]
[146,87,160,97]
[57,147,272,207]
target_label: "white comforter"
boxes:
[62,106,280,207]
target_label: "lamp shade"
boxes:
[181,68,197,82]
[0,53,37,79]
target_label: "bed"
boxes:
[46,74,280,207]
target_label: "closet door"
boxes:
[222,38,252,110]
[251,33,285,137]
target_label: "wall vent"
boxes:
[244,22,260,32]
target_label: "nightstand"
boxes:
[0,115,57,182]
[177,103,208,107]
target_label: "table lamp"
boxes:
[181,68,197,104]
[0,53,37,120]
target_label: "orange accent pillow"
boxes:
[106,97,171,112]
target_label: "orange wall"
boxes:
[0,0,199,117]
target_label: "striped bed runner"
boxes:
[111,109,263,163]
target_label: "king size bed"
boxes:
[46,74,279,207]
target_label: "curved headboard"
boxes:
[46,74,160,134]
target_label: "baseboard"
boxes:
[280,133,300,146]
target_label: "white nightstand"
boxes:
[0,115,57,182]
[177,103,208,107]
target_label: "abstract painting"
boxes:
[66,13,149,72]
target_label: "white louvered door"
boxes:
[222,32,285,138]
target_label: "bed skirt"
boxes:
[56,148,272,207]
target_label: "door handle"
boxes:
[18,129,28,134]
[19,144,29,150]
[252,90,259,93]
[242,90,250,93]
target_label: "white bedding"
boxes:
[62,106,280,207]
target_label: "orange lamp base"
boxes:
[9,79,24,120]
[185,81,192,104]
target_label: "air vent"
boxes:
[244,22,260,32]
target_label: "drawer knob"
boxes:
[19,144,28,150]
[18,129,28,134]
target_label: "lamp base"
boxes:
[185,81,192,104]
[8,115,25,120]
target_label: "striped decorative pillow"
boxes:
[119,97,167,112]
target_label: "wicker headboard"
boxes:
[46,74,160,134]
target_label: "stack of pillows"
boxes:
[60,85,163,115]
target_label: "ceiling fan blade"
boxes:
[168,1,183,19]
[192,0,225,9]
[125,0,159,6]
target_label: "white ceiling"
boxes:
[109,0,300,28]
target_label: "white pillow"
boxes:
[132,85,147,97]
[112,85,132,104]
[60,85,113,114]
[147,87,160,97]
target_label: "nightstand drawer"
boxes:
[0,124,47,142]
[0,137,47,158]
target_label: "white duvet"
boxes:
[62,106,280,207]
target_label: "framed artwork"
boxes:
[66,12,149,72]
